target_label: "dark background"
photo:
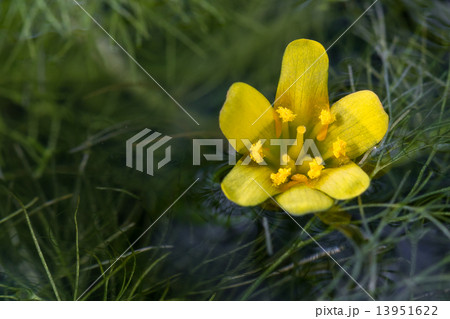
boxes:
[0,0,449,300]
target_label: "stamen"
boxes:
[278,173,308,192]
[288,126,306,160]
[307,157,324,179]
[249,140,265,163]
[291,174,308,183]
[296,125,306,137]
[316,110,335,141]
[319,109,336,125]
[270,167,292,187]
[276,107,297,123]
[332,137,347,158]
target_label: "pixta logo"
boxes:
[126,129,324,175]
[126,129,172,176]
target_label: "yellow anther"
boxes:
[307,157,324,179]
[270,168,292,187]
[276,107,297,123]
[319,109,336,125]
[291,174,308,183]
[249,140,265,163]
[316,110,334,141]
[333,137,347,159]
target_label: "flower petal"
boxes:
[274,39,329,132]
[220,82,276,153]
[221,161,279,206]
[320,90,389,160]
[276,185,334,215]
[313,162,370,200]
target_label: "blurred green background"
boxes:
[0,0,449,300]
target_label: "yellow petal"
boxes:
[320,90,388,160]
[221,160,279,206]
[274,39,329,133]
[276,185,334,215]
[220,82,276,153]
[313,162,370,200]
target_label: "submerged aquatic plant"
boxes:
[220,39,389,214]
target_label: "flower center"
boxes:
[264,111,339,188]
[333,137,347,158]
[270,167,292,186]
[249,140,265,163]
[307,157,324,179]
[276,107,297,123]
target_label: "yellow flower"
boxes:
[219,39,389,215]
